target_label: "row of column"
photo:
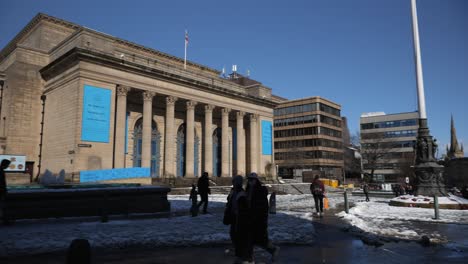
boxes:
[114,85,259,177]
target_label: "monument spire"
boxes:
[411,0,446,196]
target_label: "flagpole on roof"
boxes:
[184,30,188,69]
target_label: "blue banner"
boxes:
[261,120,272,155]
[81,85,111,142]
[80,167,151,183]
[125,112,129,153]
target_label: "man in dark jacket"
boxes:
[246,172,279,262]
[310,175,325,217]
[0,159,11,225]
[363,183,370,202]
[197,172,211,214]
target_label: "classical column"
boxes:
[114,85,130,168]
[142,91,156,168]
[164,96,178,177]
[204,105,214,176]
[185,100,197,177]
[249,114,258,173]
[221,108,231,177]
[236,111,246,175]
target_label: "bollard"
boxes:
[344,189,349,214]
[269,192,277,214]
[101,194,109,223]
[434,195,439,220]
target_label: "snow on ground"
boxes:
[0,194,316,257]
[337,198,468,242]
[391,194,468,205]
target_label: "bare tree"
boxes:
[361,132,399,182]
[343,131,362,180]
[396,153,416,184]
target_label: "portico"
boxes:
[0,13,280,181]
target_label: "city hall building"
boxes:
[0,13,282,182]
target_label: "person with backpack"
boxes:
[310,175,325,217]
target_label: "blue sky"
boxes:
[1,0,466,156]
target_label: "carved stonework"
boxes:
[204,104,215,113]
[236,111,245,118]
[249,113,258,122]
[142,91,156,101]
[186,100,198,110]
[222,108,231,115]
[116,85,131,96]
[414,119,447,197]
[166,96,178,106]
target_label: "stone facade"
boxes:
[0,13,279,182]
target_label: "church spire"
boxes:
[450,115,458,152]
[448,115,464,158]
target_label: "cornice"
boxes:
[0,13,81,62]
[40,47,277,108]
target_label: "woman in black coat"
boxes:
[246,173,279,261]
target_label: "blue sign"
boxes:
[125,112,129,153]
[261,120,272,155]
[81,85,111,142]
[80,167,151,183]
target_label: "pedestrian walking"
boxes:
[224,175,250,263]
[197,172,211,214]
[406,183,413,196]
[0,159,11,225]
[393,184,399,197]
[189,184,199,217]
[246,172,279,262]
[310,175,325,217]
[363,183,370,202]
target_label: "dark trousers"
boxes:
[246,225,275,261]
[197,193,208,213]
[0,196,8,224]
[364,192,370,202]
[313,194,324,213]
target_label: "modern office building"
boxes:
[360,111,419,183]
[273,97,344,179]
[0,13,281,183]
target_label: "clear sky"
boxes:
[1,0,466,157]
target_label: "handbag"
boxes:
[324,197,329,210]
[223,197,233,225]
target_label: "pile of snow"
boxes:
[337,199,468,241]
[391,194,468,205]
[0,194,316,257]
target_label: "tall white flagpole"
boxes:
[411,0,427,119]
[184,30,188,69]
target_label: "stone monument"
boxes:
[410,0,446,197]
